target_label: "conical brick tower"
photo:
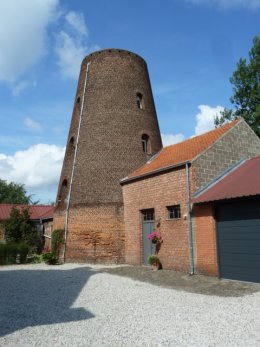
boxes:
[54,49,162,263]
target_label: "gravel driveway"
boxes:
[0,263,259,347]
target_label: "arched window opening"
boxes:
[76,96,81,104]
[141,134,150,153]
[58,178,68,204]
[62,179,68,188]
[136,93,144,109]
[69,136,75,148]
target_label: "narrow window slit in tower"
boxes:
[58,179,68,204]
[136,93,144,109]
[69,136,75,149]
[141,134,149,153]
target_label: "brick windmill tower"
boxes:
[54,49,162,263]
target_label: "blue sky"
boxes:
[0,0,259,203]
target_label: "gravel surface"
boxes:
[0,263,260,347]
[100,266,259,297]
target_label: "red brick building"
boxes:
[53,49,260,282]
[121,119,260,281]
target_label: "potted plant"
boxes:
[42,247,57,265]
[147,231,163,244]
[147,255,161,270]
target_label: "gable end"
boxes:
[191,119,260,191]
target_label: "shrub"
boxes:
[6,243,19,264]
[4,207,40,251]
[27,254,43,263]
[147,255,160,265]
[17,242,29,263]
[51,229,63,257]
[0,242,7,265]
[42,252,57,265]
[0,242,29,265]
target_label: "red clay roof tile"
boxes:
[124,119,240,181]
[0,204,54,221]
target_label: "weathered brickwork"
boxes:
[122,166,191,271]
[54,49,162,263]
[193,203,219,276]
[64,204,124,263]
[192,120,260,191]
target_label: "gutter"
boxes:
[62,62,91,263]
[186,162,194,275]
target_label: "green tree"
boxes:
[4,207,38,248]
[215,36,260,137]
[0,179,34,204]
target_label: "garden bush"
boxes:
[42,251,57,265]
[18,242,29,263]
[0,243,7,265]
[51,229,63,257]
[27,254,42,263]
[0,242,29,265]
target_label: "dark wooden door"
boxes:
[142,209,155,265]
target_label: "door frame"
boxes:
[141,208,155,265]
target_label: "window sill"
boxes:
[166,218,181,221]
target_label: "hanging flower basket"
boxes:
[147,231,163,245]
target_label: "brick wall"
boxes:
[55,203,125,263]
[192,120,260,191]
[193,203,218,276]
[122,166,190,271]
[55,49,162,208]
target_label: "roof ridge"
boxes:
[163,119,240,151]
[123,119,241,183]
[191,118,242,164]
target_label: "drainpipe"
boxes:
[62,62,91,263]
[186,162,194,275]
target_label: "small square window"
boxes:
[167,205,181,219]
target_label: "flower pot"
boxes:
[152,239,157,244]
[152,261,161,270]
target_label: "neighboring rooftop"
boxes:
[0,204,54,221]
[122,119,240,182]
[192,155,260,203]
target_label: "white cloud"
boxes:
[65,12,88,37]
[0,144,65,189]
[24,117,42,132]
[186,0,260,9]
[12,80,29,96]
[0,0,58,84]
[55,11,99,79]
[162,133,185,147]
[194,105,224,135]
